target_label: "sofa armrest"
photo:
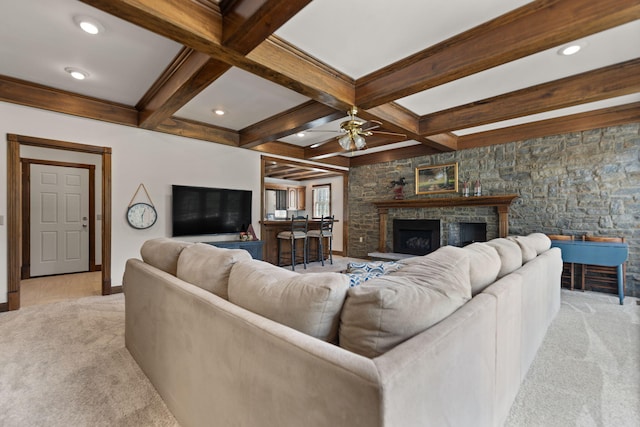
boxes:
[373,294,497,427]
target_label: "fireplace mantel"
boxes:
[372,194,519,252]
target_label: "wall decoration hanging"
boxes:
[415,163,458,195]
[126,183,157,229]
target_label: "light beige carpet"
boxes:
[0,293,179,427]
[1,284,638,426]
[505,291,640,427]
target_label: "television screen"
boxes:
[172,185,252,236]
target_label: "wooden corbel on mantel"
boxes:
[372,194,519,252]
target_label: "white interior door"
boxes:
[30,164,89,277]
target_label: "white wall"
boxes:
[0,102,262,303]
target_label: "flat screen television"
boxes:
[172,185,252,237]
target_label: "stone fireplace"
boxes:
[393,219,440,256]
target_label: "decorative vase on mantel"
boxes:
[462,180,470,197]
[474,178,482,196]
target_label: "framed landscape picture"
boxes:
[415,162,458,194]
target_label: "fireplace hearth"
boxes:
[393,219,440,256]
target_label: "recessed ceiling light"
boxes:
[310,143,321,148]
[73,16,104,35]
[558,42,585,56]
[214,109,225,116]
[64,67,89,80]
[297,132,305,137]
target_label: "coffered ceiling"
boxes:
[1,0,638,172]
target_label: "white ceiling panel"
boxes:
[174,67,310,130]
[275,0,532,79]
[454,94,640,136]
[0,0,182,106]
[397,21,640,116]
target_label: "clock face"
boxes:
[127,202,158,229]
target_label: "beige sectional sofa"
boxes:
[123,233,562,427]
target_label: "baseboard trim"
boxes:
[110,285,123,295]
[0,302,8,312]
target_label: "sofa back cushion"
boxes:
[228,259,350,342]
[507,233,551,264]
[463,242,502,295]
[339,246,471,358]
[486,238,523,278]
[140,238,192,276]
[176,243,252,299]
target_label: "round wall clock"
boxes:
[127,202,158,229]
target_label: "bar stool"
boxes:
[307,215,334,266]
[277,215,308,270]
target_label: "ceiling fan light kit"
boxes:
[337,106,373,151]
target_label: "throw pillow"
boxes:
[228,259,350,343]
[462,242,501,295]
[486,238,522,277]
[339,246,471,358]
[176,243,252,300]
[346,260,404,275]
[507,235,537,264]
[140,237,192,276]
[345,271,385,287]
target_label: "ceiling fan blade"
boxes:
[360,120,382,132]
[371,130,407,137]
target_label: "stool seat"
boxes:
[277,231,308,239]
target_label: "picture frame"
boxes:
[415,162,458,195]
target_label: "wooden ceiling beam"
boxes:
[137,48,231,129]
[0,75,138,126]
[81,0,354,110]
[154,117,239,146]
[356,0,640,109]
[245,36,354,110]
[79,0,224,48]
[363,103,457,151]
[223,0,312,54]
[349,145,439,167]
[136,1,311,130]
[419,59,640,135]
[239,101,344,148]
[458,102,640,150]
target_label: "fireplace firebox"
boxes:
[393,219,440,256]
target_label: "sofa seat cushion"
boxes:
[140,238,192,276]
[463,242,502,295]
[228,259,350,342]
[339,246,472,358]
[486,238,523,278]
[176,243,252,299]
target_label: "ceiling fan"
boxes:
[309,106,406,151]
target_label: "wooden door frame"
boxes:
[260,155,349,259]
[7,134,112,311]
[21,158,97,279]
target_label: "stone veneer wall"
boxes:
[348,123,639,297]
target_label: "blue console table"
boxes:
[550,240,628,305]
